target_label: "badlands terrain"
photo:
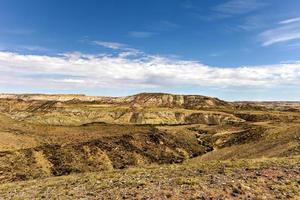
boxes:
[0,93,299,199]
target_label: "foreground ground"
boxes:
[0,156,299,199]
[0,93,299,199]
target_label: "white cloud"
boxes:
[0,43,51,53]
[279,17,300,25]
[93,41,125,49]
[1,50,300,91]
[259,22,300,46]
[280,60,300,64]
[128,21,180,39]
[93,40,141,57]
[213,0,266,15]
[17,45,50,52]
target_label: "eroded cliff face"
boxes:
[0,93,242,126]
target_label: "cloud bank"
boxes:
[0,50,300,92]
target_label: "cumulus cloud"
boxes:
[1,50,300,91]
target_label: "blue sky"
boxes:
[1,0,300,100]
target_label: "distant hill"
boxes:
[0,92,232,109]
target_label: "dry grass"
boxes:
[0,156,298,199]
